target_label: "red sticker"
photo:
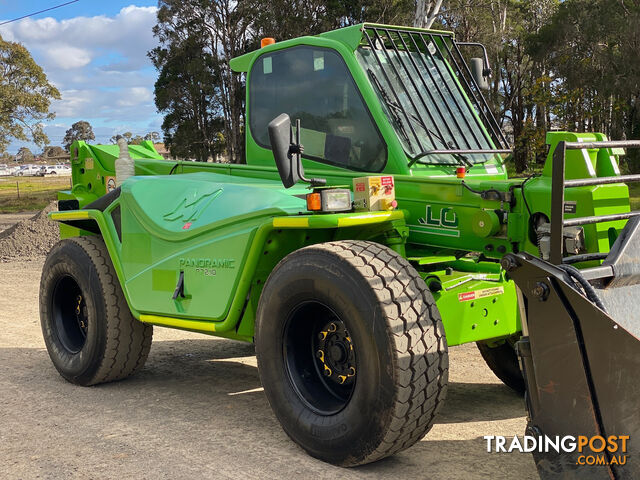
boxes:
[182,222,192,230]
[458,291,476,302]
[381,176,394,186]
[458,287,504,302]
[355,182,365,192]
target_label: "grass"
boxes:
[628,183,640,211]
[0,176,71,213]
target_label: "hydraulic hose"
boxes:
[557,264,608,313]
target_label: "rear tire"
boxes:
[39,236,153,386]
[255,240,448,466]
[476,336,525,394]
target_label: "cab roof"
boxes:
[229,23,455,73]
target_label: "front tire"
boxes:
[39,236,153,386]
[255,241,448,466]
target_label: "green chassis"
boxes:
[52,23,632,348]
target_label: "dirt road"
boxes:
[0,255,537,479]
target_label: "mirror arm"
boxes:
[289,119,326,188]
[456,41,492,76]
[268,114,326,188]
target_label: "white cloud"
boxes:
[0,6,162,152]
[44,45,92,70]
[2,6,159,69]
[117,87,153,107]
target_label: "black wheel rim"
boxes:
[52,275,88,354]
[283,301,356,415]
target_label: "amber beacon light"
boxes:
[261,37,276,48]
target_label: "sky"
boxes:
[0,0,162,154]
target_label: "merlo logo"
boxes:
[163,187,223,223]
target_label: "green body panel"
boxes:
[139,160,514,255]
[430,271,519,346]
[52,24,633,348]
[50,175,408,343]
[119,173,303,320]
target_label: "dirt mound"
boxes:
[0,202,60,262]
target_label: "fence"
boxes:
[0,175,72,205]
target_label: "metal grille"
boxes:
[360,25,510,164]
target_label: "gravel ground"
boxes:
[0,211,37,233]
[0,203,59,262]
[0,214,537,479]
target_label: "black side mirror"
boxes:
[267,114,326,189]
[456,41,492,91]
[268,113,303,188]
[470,58,490,90]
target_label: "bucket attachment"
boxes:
[503,217,640,479]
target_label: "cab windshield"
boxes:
[356,26,509,166]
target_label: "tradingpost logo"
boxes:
[484,435,629,466]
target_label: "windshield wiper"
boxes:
[367,69,412,145]
[367,68,471,167]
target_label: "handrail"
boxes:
[564,140,640,150]
[550,140,640,264]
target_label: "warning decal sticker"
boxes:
[458,286,504,302]
[105,176,117,192]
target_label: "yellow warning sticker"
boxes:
[458,286,504,302]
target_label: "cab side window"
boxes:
[250,46,386,172]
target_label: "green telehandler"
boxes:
[41,23,640,477]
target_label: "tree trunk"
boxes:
[414,0,443,29]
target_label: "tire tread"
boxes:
[296,240,449,465]
[66,236,152,385]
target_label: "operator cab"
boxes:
[242,24,510,174]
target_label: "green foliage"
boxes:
[110,132,132,144]
[0,35,60,153]
[144,132,160,142]
[435,0,559,173]
[16,146,33,163]
[149,0,416,163]
[63,121,95,151]
[150,23,226,162]
[149,0,246,162]
[147,0,640,174]
[109,131,162,146]
[0,152,14,162]
[530,0,640,172]
[249,0,415,41]
[43,145,65,157]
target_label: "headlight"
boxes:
[321,189,352,212]
[306,188,352,212]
